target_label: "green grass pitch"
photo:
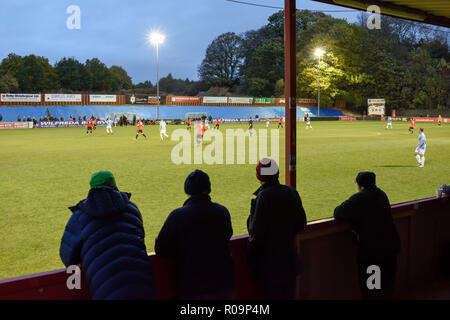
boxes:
[0,120,449,279]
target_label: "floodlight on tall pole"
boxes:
[315,48,325,117]
[149,32,165,119]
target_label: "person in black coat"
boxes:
[247,158,307,300]
[155,170,234,300]
[60,171,155,300]
[334,172,401,300]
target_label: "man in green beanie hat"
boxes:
[60,171,155,300]
[89,171,117,189]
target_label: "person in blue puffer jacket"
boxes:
[60,171,155,300]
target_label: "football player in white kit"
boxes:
[415,128,426,167]
[160,119,169,141]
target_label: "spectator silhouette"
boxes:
[60,171,155,300]
[334,172,401,300]
[247,158,307,300]
[155,169,234,300]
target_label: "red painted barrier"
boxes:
[0,195,448,300]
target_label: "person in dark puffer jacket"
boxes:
[60,171,155,300]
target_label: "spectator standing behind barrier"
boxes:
[334,172,401,300]
[155,170,234,300]
[0,113,2,122]
[247,158,307,300]
[59,171,155,300]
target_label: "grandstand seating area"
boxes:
[0,106,344,122]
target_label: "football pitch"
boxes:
[1,120,449,279]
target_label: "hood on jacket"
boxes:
[74,186,131,218]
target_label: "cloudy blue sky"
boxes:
[0,0,360,84]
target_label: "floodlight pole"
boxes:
[318,54,321,117]
[284,0,296,189]
[156,42,160,120]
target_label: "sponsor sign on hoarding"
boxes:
[0,122,33,129]
[148,96,159,104]
[170,96,201,103]
[228,97,253,104]
[45,94,82,102]
[254,97,271,104]
[38,120,107,128]
[89,95,117,103]
[260,117,284,122]
[339,116,357,121]
[368,98,385,116]
[413,117,438,123]
[297,98,317,106]
[1,93,41,103]
[221,118,260,123]
[202,96,228,104]
[276,98,317,106]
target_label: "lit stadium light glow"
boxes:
[149,32,165,45]
[315,48,325,57]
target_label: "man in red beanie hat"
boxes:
[247,158,307,300]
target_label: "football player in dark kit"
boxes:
[248,117,254,136]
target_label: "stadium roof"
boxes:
[313,0,450,28]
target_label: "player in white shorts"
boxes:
[414,128,426,167]
[386,116,392,129]
[305,114,312,130]
[106,117,113,135]
[160,119,168,141]
[266,118,270,128]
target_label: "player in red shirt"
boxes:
[134,118,148,140]
[86,119,93,135]
[187,118,192,131]
[196,120,207,145]
[215,118,221,129]
[93,117,98,130]
[409,118,415,134]
[278,116,283,128]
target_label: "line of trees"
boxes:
[0,55,133,93]
[197,10,450,111]
[1,10,448,111]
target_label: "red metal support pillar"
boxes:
[284,0,297,188]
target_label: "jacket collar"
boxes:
[183,194,212,206]
[253,180,280,196]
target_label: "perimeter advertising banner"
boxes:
[275,98,317,106]
[339,116,357,121]
[228,97,253,104]
[297,98,317,106]
[1,93,41,103]
[147,96,159,104]
[413,117,438,123]
[45,94,82,102]
[38,120,108,128]
[254,97,271,104]
[170,96,201,103]
[221,118,260,123]
[89,95,117,103]
[202,96,228,104]
[368,99,385,116]
[0,122,33,129]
